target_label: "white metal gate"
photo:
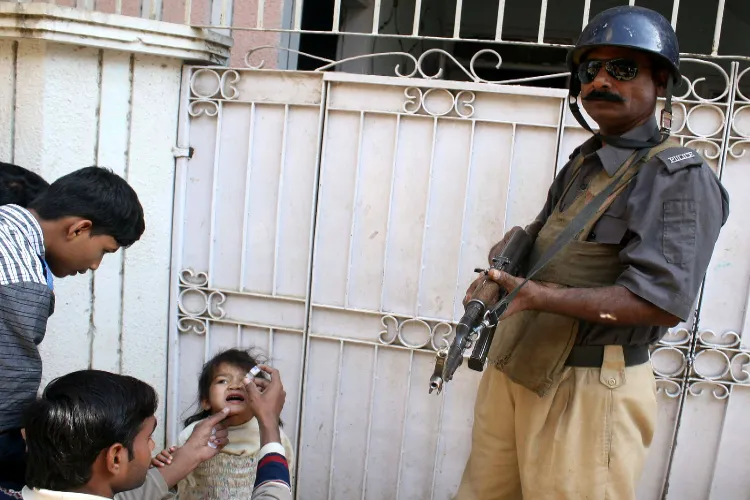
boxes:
[167,54,750,499]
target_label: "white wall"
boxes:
[0,38,181,446]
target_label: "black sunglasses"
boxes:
[577,58,640,84]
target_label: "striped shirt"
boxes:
[0,205,55,432]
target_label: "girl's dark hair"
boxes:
[184,348,264,427]
[0,163,49,207]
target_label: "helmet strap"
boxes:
[659,78,674,135]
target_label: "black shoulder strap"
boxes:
[487,145,655,321]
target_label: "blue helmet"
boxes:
[566,5,680,145]
[567,6,680,84]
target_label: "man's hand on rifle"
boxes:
[462,226,523,307]
[485,269,545,318]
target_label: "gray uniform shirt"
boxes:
[528,116,730,346]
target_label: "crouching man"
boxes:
[12,367,291,500]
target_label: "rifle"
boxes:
[429,229,532,394]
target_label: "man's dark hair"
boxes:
[0,163,49,207]
[24,370,158,491]
[28,166,145,247]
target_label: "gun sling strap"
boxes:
[489,140,674,366]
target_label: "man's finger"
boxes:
[487,269,516,290]
[246,378,263,396]
[253,378,270,390]
[203,407,230,426]
[257,365,279,379]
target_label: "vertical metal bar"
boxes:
[412,0,423,36]
[9,41,16,163]
[327,341,345,500]
[116,0,122,15]
[711,0,726,56]
[715,63,738,181]
[165,66,194,446]
[658,377,690,500]
[501,123,518,232]
[89,50,103,367]
[332,0,342,32]
[293,79,330,497]
[360,346,379,500]
[236,324,242,346]
[416,117,438,317]
[294,0,304,30]
[429,387,448,500]
[240,103,257,293]
[221,0,230,26]
[394,349,415,500]
[273,105,290,297]
[379,115,401,312]
[345,112,365,308]
[257,0,265,29]
[451,121,476,319]
[553,99,567,175]
[453,0,463,39]
[269,328,275,361]
[736,60,750,326]
[582,0,591,31]
[537,0,548,44]
[670,0,680,30]
[204,322,211,363]
[183,0,191,24]
[495,0,506,40]
[706,385,734,497]
[207,100,223,290]
[119,53,135,375]
[372,0,382,34]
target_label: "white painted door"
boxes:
[168,58,750,499]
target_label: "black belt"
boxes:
[564,344,649,368]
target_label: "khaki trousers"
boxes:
[456,346,657,500]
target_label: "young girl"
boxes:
[155,348,294,499]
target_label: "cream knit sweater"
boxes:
[177,417,294,500]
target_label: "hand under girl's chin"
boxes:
[224,403,243,416]
[215,405,254,426]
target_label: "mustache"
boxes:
[583,90,625,103]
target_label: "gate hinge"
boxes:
[172,146,194,159]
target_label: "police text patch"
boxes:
[667,151,695,163]
[655,147,704,173]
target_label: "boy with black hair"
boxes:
[0,166,145,490]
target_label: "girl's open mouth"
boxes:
[225,393,245,403]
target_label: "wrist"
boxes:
[258,420,282,447]
[530,282,553,311]
[174,446,202,471]
[157,447,201,489]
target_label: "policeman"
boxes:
[456,6,729,500]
